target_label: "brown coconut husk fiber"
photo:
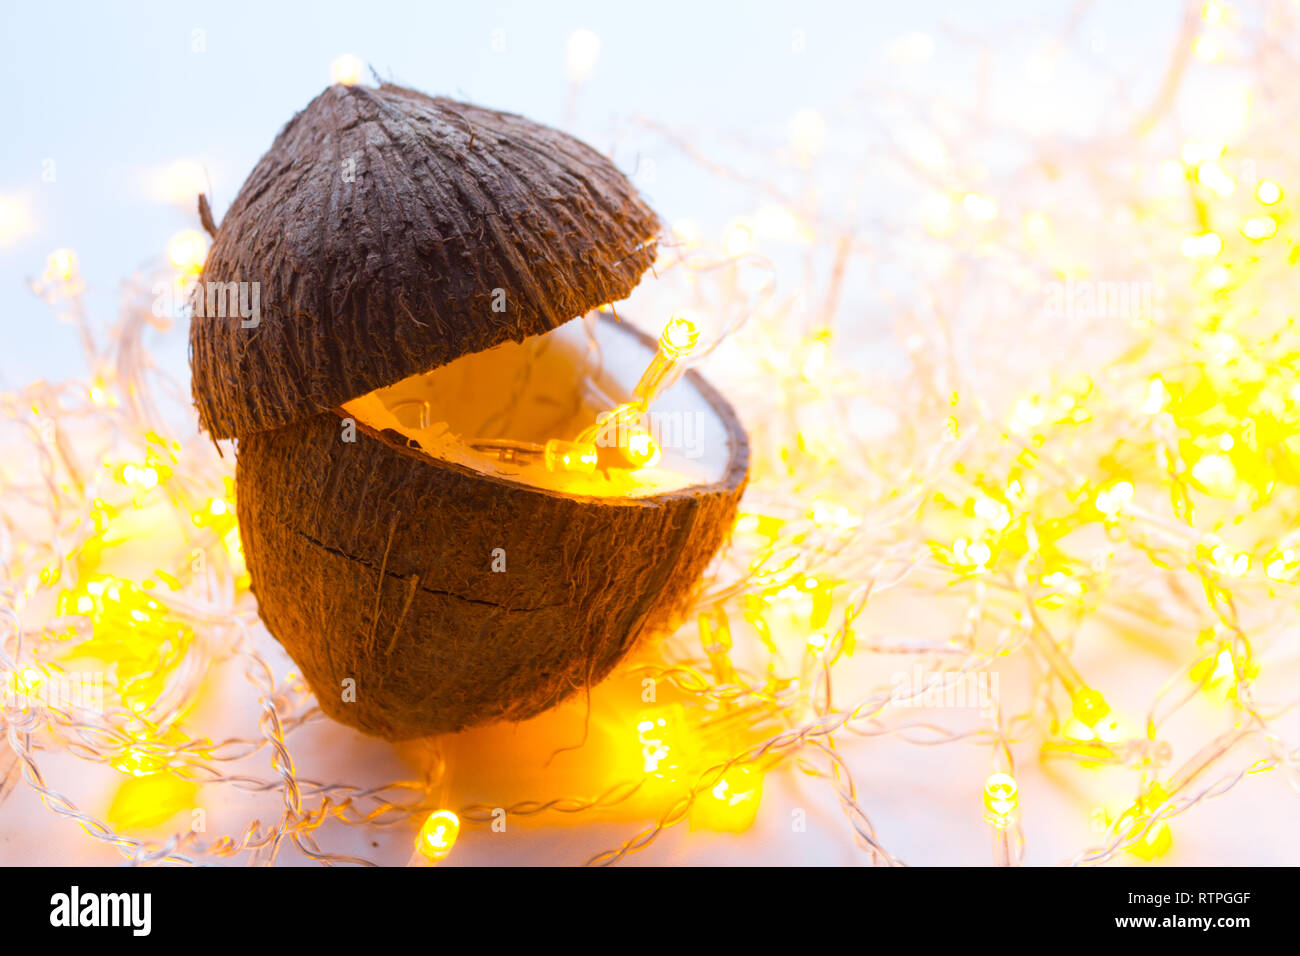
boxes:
[190,83,661,441]
[189,82,750,739]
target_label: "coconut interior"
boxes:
[342,316,733,498]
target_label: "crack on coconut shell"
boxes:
[190,83,662,440]
[256,504,568,615]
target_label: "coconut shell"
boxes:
[235,329,749,739]
[190,83,661,440]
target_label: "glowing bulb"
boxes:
[543,439,598,474]
[623,427,661,468]
[565,29,601,83]
[1210,543,1250,576]
[44,248,78,282]
[1071,686,1111,726]
[121,464,160,491]
[1193,35,1220,62]
[660,314,700,359]
[636,707,689,776]
[1196,161,1234,196]
[416,810,460,862]
[1202,1,1224,24]
[108,774,199,830]
[1242,215,1277,240]
[167,229,209,272]
[146,159,209,205]
[630,314,702,411]
[755,204,798,241]
[788,109,826,161]
[1134,822,1174,859]
[671,219,701,248]
[692,766,763,832]
[1266,548,1299,582]
[1122,785,1174,860]
[330,53,365,86]
[111,746,166,777]
[974,497,1012,530]
[1023,212,1052,247]
[724,220,754,257]
[1094,481,1133,516]
[1180,231,1222,258]
[983,772,1019,826]
[811,500,859,530]
[1256,180,1282,205]
[6,666,43,704]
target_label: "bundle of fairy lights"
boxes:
[4,0,1300,866]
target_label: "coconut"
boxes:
[190,83,749,740]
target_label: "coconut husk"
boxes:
[190,83,661,440]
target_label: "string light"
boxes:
[415,810,460,863]
[1192,34,1221,62]
[1180,230,1222,257]
[1255,179,1282,204]
[545,314,700,474]
[542,438,598,474]
[166,229,208,273]
[1241,215,1277,239]
[983,773,1019,827]
[622,426,662,468]
[329,53,365,87]
[3,9,1298,869]
[44,248,78,282]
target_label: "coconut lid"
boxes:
[189,83,661,440]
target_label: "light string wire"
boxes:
[3,0,1300,865]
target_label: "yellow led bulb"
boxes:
[632,314,701,408]
[543,439,598,474]
[416,810,460,862]
[983,772,1019,827]
[1071,686,1111,726]
[1256,180,1282,205]
[691,766,763,833]
[660,314,700,358]
[44,248,78,282]
[622,426,662,468]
